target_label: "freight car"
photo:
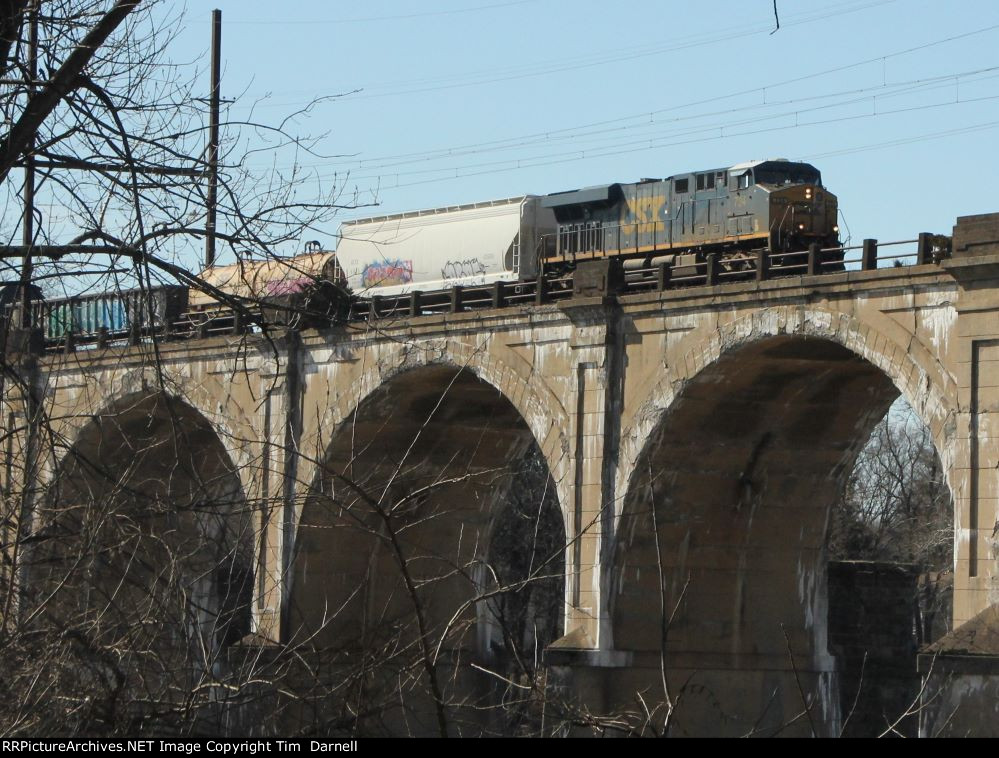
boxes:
[4,246,349,347]
[33,285,188,342]
[189,243,347,325]
[335,196,556,297]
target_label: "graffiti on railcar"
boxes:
[441,258,487,283]
[265,277,314,296]
[361,260,413,289]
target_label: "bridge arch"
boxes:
[287,358,567,735]
[609,306,960,737]
[616,306,959,516]
[43,364,260,498]
[29,389,255,732]
[309,338,572,528]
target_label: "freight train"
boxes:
[3,159,841,343]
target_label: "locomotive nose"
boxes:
[771,183,833,241]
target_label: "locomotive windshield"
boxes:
[753,163,821,187]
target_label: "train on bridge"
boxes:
[5,159,851,344]
[334,157,840,296]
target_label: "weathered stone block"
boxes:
[952,212,999,257]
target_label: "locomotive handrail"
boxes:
[543,218,675,259]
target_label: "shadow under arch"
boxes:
[27,391,254,735]
[287,364,566,737]
[610,334,956,737]
[306,340,573,520]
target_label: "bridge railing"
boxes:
[620,233,944,292]
[5,234,948,354]
[346,275,575,323]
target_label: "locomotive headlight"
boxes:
[805,188,813,199]
[833,225,840,233]
[798,223,806,230]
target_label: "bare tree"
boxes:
[0,2,594,737]
[829,397,954,643]
[0,0,359,737]
[0,0,356,309]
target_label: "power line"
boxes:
[315,0,900,101]
[185,4,999,212]
[800,119,999,160]
[346,94,999,194]
[227,0,899,107]
[235,62,999,178]
[316,65,999,174]
[248,18,999,174]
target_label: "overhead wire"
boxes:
[800,119,999,160]
[234,62,999,185]
[206,4,999,206]
[319,1,900,102]
[346,94,999,193]
[227,0,900,107]
[309,65,999,174]
[232,18,999,180]
[348,22,999,164]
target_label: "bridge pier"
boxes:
[557,296,623,649]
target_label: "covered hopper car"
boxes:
[189,244,347,325]
[335,196,556,297]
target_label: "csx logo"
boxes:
[627,193,666,236]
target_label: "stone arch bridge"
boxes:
[3,214,999,736]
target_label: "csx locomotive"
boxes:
[541,158,839,275]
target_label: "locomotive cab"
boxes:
[736,160,840,254]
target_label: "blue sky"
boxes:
[169,0,999,257]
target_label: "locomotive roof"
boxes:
[542,184,621,208]
[727,158,820,173]
[729,159,781,171]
